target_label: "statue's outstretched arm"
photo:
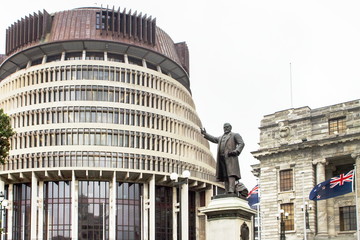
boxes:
[200,128,219,143]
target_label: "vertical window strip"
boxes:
[280,203,294,231]
[340,206,357,231]
[279,169,293,192]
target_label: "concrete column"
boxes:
[181,182,189,240]
[38,181,44,240]
[149,175,155,240]
[0,179,4,240]
[109,172,117,240]
[144,134,148,152]
[71,171,78,240]
[14,134,20,149]
[159,137,163,153]
[31,172,38,240]
[144,95,148,110]
[39,109,43,124]
[325,165,336,236]
[313,159,328,236]
[19,114,23,128]
[104,51,108,61]
[7,184,13,240]
[20,134,24,150]
[143,181,149,240]
[195,192,200,240]
[149,94,152,108]
[46,131,50,146]
[31,134,34,148]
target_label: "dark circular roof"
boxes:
[1,7,190,90]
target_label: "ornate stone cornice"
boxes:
[252,133,360,158]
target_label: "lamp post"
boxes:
[301,171,312,240]
[170,170,190,240]
[277,209,288,240]
[301,201,312,240]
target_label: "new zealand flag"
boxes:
[309,169,354,201]
[247,185,259,209]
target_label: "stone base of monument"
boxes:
[201,194,256,240]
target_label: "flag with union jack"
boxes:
[309,169,354,201]
[247,184,259,209]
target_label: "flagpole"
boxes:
[257,178,261,240]
[354,164,360,240]
[257,202,261,240]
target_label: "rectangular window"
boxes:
[86,89,92,101]
[340,206,357,231]
[116,183,142,239]
[113,132,118,146]
[13,183,31,240]
[280,203,294,231]
[70,88,76,100]
[47,54,61,62]
[79,132,84,145]
[329,117,346,134]
[64,87,70,101]
[155,186,173,240]
[83,68,89,80]
[44,181,72,240]
[71,111,80,122]
[108,53,124,62]
[81,89,86,100]
[280,169,293,192]
[109,90,114,102]
[63,111,68,123]
[96,132,101,145]
[96,13,101,29]
[84,132,90,145]
[73,133,78,145]
[90,132,95,145]
[79,110,85,122]
[78,181,109,239]
[86,52,104,60]
[65,52,82,61]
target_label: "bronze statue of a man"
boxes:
[201,123,245,194]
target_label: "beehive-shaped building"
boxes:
[0,7,217,240]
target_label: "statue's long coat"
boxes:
[203,131,244,181]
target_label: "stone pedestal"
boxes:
[201,194,256,240]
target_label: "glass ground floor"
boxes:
[0,172,209,240]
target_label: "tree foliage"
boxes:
[0,109,14,164]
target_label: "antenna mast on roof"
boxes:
[289,62,294,108]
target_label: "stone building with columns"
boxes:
[252,99,360,240]
[0,7,218,240]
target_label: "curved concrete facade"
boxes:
[0,7,216,240]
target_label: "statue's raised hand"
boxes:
[200,128,206,135]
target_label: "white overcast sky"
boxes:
[1,0,360,188]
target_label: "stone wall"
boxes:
[253,99,360,240]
